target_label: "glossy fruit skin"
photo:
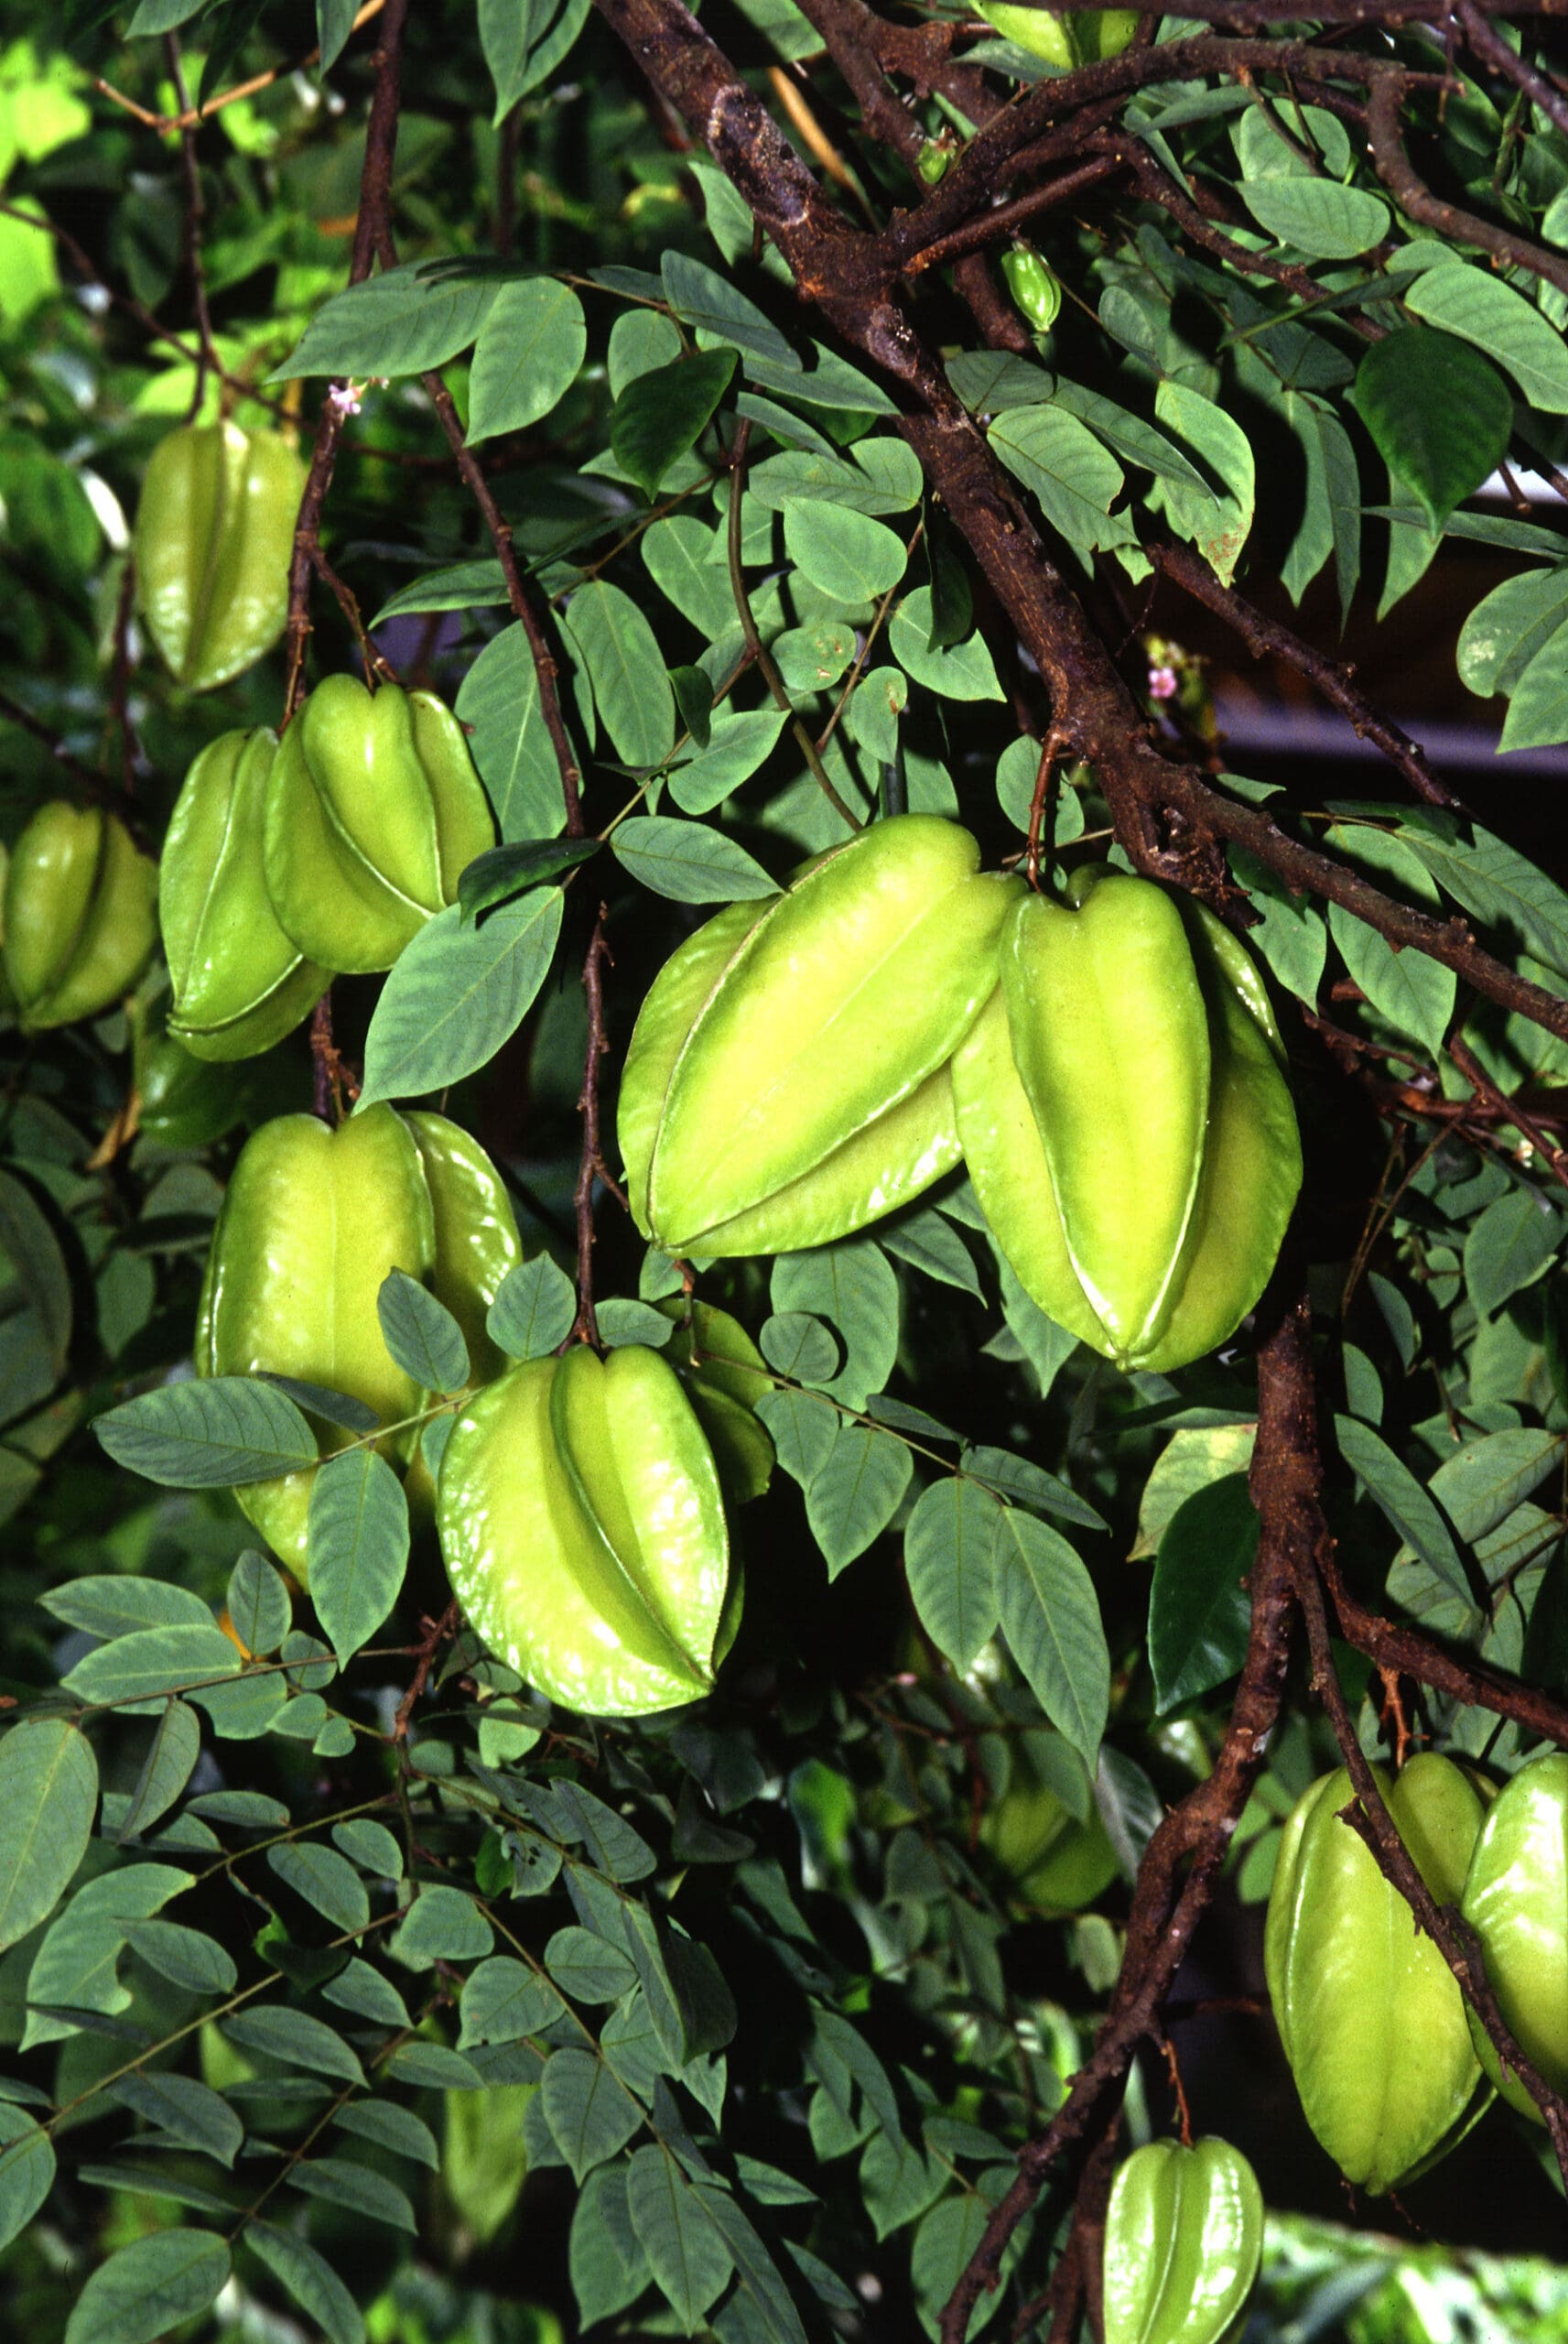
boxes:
[133,421,304,693]
[133,993,294,1149]
[196,1105,521,1577]
[3,801,157,1030]
[160,727,328,1060]
[264,676,496,975]
[1265,1755,1484,2193]
[1000,244,1062,333]
[974,4,1138,67]
[620,815,1022,1257]
[1460,1750,1568,2122]
[1103,2138,1263,2344]
[437,1342,733,1719]
[951,867,1301,1373]
[980,1738,1119,1916]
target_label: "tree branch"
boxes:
[1366,72,1568,298]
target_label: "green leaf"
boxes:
[268,1842,371,1935]
[1500,621,1568,754]
[783,502,908,602]
[94,1378,317,1487]
[994,1510,1108,1768]
[669,711,788,816]
[612,348,735,501]
[643,515,740,642]
[565,581,676,767]
[960,1445,1106,1533]
[806,1423,913,1579]
[1239,178,1390,258]
[760,1312,838,1384]
[291,2154,417,2231]
[1354,326,1511,530]
[1465,1188,1562,1318]
[467,277,586,443]
[0,1169,70,1379]
[628,2144,735,2330]
[540,2046,643,2181]
[1049,376,1209,493]
[488,1253,578,1360]
[117,1700,200,1842]
[611,308,686,396]
[63,2229,230,2344]
[222,2004,366,2087]
[333,1819,404,1877]
[316,0,358,71]
[390,1884,495,1969]
[596,1297,676,1348]
[880,1207,984,1300]
[377,1268,470,1394]
[0,2100,54,2252]
[108,2071,243,2166]
[275,262,499,381]
[257,1376,381,1434]
[358,886,564,1105]
[988,407,1128,555]
[456,623,573,844]
[0,1720,97,1952]
[889,588,1005,701]
[480,0,593,113]
[121,1917,238,1993]
[1456,567,1568,703]
[63,1625,242,1709]
[701,2187,810,2344]
[1325,821,1454,1057]
[1152,382,1255,586]
[663,251,798,372]
[387,2040,485,2089]
[546,1924,639,2003]
[611,816,777,903]
[460,1956,566,2046]
[1406,262,1568,414]
[40,1577,213,1639]
[1334,1414,1470,1605]
[903,1478,1002,1673]
[1431,1429,1562,1545]
[369,560,512,628]
[771,1241,899,1411]
[459,835,600,923]
[323,1959,411,2028]
[24,1862,189,2046]
[755,1386,839,1487]
[335,2099,440,2167]
[246,2220,365,2344]
[226,1553,291,1658]
[571,2165,651,2328]
[308,1449,410,1663]
[1149,1474,1259,1713]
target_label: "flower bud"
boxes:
[197,1104,521,1575]
[437,1342,735,1718]
[3,801,157,1031]
[1103,2138,1263,2344]
[952,867,1301,1373]
[1265,1755,1484,2193]
[160,728,328,1061]
[1000,244,1062,334]
[1460,1750,1568,2122]
[264,676,496,974]
[619,814,1022,1257]
[133,421,305,692]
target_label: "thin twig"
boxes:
[1455,1,1568,143]
[0,689,119,801]
[568,905,622,1351]
[164,38,219,418]
[95,0,388,132]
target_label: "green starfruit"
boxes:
[133,420,305,693]
[197,1104,521,1575]
[441,2084,535,2247]
[437,1342,734,1718]
[619,814,1022,1257]
[1265,1755,1485,2193]
[980,1732,1119,1915]
[1460,1750,1568,2122]
[160,727,328,1060]
[263,676,496,974]
[972,4,1138,68]
[952,867,1301,1373]
[3,800,157,1030]
[1000,244,1062,334]
[133,993,294,1149]
[1102,2137,1264,2344]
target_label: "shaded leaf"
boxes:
[63,2229,230,2344]
[308,1449,410,1664]
[0,1720,97,1953]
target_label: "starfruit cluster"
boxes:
[159,678,494,1056]
[1103,2138,1263,2344]
[2,801,157,1031]
[621,815,1302,1375]
[197,1103,522,1574]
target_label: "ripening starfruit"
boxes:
[3,801,157,1031]
[437,1343,734,1718]
[619,814,1022,1257]
[952,867,1301,1373]
[263,676,496,975]
[161,728,328,1060]
[1265,1755,1485,2194]
[1102,2137,1263,2344]
[1460,1751,1568,2122]
[197,1104,521,1576]
[133,420,304,693]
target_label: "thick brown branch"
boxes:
[1366,73,1568,297]
[1150,539,1465,812]
[1457,0,1568,142]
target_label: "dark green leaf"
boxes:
[904,1478,1001,1673]
[0,2101,55,2252]
[994,1510,1108,1768]
[308,1448,410,1664]
[611,817,776,903]
[1149,1474,1259,1713]
[0,1169,70,1379]
[95,1379,317,1488]
[121,1918,237,1994]
[389,1884,494,1969]
[612,348,736,501]
[0,1720,97,1953]
[459,835,600,924]
[62,1625,242,1709]
[377,1268,470,1394]
[1354,327,1512,530]
[806,1423,913,1579]
[63,2230,230,2344]
[488,1253,577,1360]
[268,1842,371,1935]
[246,2221,365,2344]
[359,887,564,1106]
[108,2071,242,2166]
[628,2144,735,2328]
[539,2046,643,2180]
[222,2005,365,2087]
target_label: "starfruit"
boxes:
[1460,1751,1568,2122]
[197,1104,521,1576]
[437,1343,734,1718]
[980,1731,1119,1915]
[133,993,295,1149]
[263,676,495,974]
[619,815,1022,1257]
[952,867,1301,1373]
[133,420,305,693]
[3,801,157,1031]
[1103,2137,1263,2344]
[1265,1755,1485,2194]
[161,728,329,1060]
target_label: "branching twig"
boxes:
[392,1599,462,1743]
[1366,72,1568,298]
[568,905,624,1351]
[165,38,219,418]
[95,0,388,132]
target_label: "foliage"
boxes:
[3,1,1568,2340]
